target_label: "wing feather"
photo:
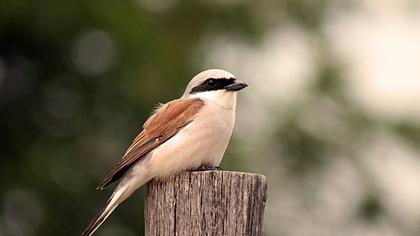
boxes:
[96,98,204,190]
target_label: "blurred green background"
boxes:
[2,0,420,235]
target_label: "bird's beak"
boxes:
[225,79,248,91]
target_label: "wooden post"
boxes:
[144,170,267,236]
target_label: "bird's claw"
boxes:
[194,165,223,171]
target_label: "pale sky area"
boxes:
[326,0,420,123]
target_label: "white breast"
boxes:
[141,100,236,178]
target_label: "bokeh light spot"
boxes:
[72,30,117,76]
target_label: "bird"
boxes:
[81,69,247,236]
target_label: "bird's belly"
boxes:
[144,108,234,178]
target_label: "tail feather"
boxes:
[81,188,125,236]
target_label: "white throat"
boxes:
[188,90,237,110]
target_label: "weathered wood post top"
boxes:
[145,170,267,236]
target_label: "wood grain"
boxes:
[145,171,267,236]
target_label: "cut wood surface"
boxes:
[145,170,267,236]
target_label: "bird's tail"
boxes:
[81,186,127,236]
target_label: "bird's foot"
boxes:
[194,165,223,171]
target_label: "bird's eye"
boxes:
[207,79,217,88]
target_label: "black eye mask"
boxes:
[190,78,236,94]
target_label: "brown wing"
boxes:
[96,98,205,190]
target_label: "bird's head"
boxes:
[182,69,247,109]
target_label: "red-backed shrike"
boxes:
[82,69,247,236]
